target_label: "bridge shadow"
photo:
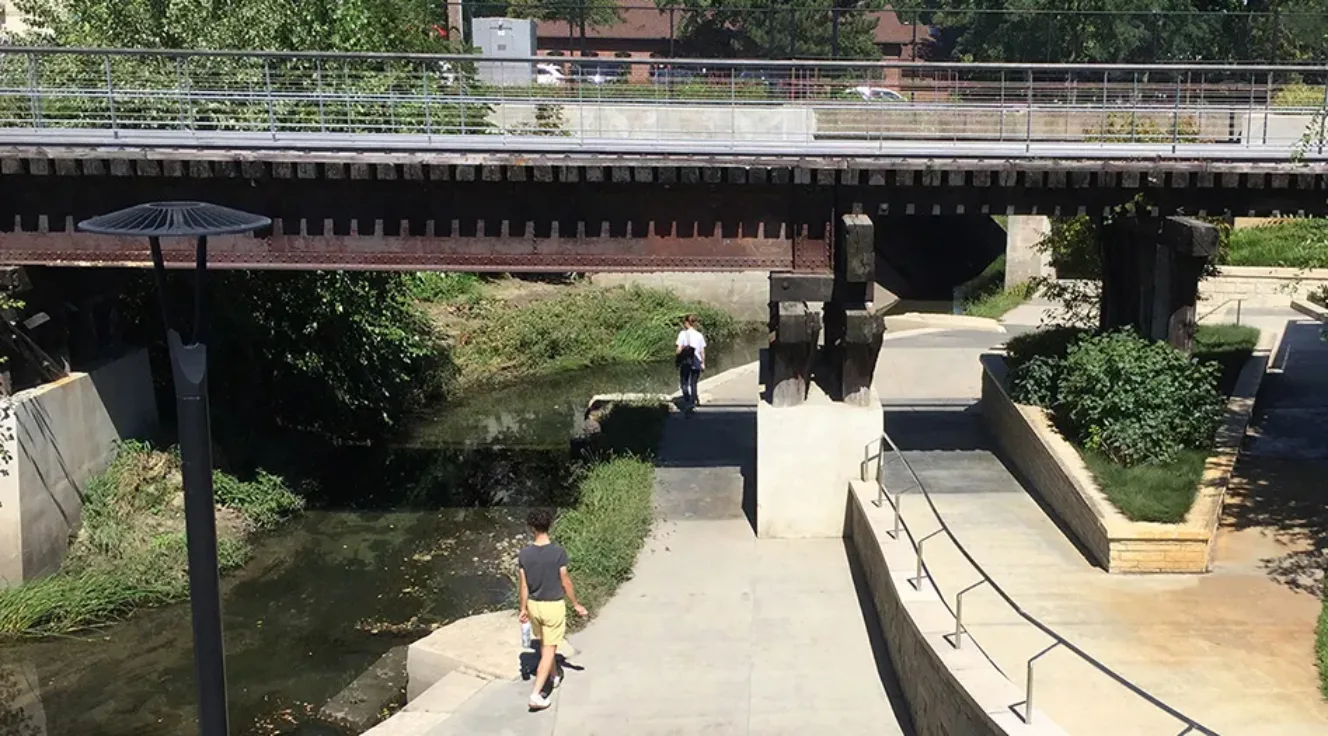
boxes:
[652,403,758,532]
[1219,319,1328,596]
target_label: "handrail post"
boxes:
[953,580,986,649]
[26,53,41,129]
[1171,73,1182,154]
[892,491,904,540]
[315,59,326,133]
[1024,642,1061,724]
[911,530,943,591]
[263,58,276,139]
[104,56,118,137]
[1024,68,1033,153]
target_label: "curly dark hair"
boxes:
[526,507,555,533]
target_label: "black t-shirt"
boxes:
[518,543,568,602]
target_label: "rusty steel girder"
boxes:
[0,230,819,272]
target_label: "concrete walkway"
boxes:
[428,369,912,735]
[873,316,1328,735]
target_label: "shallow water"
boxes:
[0,335,765,736]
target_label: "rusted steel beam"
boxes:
[0,232,808,272]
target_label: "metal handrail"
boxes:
[1197,298,1244,324]
[1,46,1327,73]
[865,431,1219,734]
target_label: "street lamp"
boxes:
[78,202,271,736]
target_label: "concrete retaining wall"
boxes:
[588,271,770,321]
[979,347,1267,574]
[845,481,1065,736]
[493,103,816,141]
[756,386,882,538]
[0,350,159,587]
[1201,266,1328,302]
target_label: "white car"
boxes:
[846,86,906,102]
[536,63,567,86]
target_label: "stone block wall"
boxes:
[979,346,1264,575]
[0,349,159,587]
[978,356,1112,569]
[845,482,1066,736]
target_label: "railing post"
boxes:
[263,58,276,139]
[424,62,433,139]
[1100,70,1109,140]
[953,580,986,649]
[1171,73,1182,154]
[26,53,41,129]
[1318,72,1328,154]
[316,59,326,133]
[1262,71,1272,146]
[1131,71,1139,143]
[1024,642,1061,724]
[104,56,118,137]
[911,530,942,590]
[1024,69,1033,153]
[998,70,1006,142]
[460,65,468,135]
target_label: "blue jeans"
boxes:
[679,365,701,406]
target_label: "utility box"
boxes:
[471,17,536,86]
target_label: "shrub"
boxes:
[1055,331,1224,466]
[1311,286,1328,308]
[1005,326,1091,407]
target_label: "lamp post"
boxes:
[78,202,271,736]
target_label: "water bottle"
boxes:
[521,620,533,649]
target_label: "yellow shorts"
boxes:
[527,599,567,646]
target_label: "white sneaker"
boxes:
[528,692,551,711]
[552,672,563,689]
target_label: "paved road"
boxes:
[430,375,913,736]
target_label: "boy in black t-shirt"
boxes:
[518,507,588,711]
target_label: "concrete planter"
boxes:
[978,346,1268,574]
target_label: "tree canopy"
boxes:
[660,0,885,59]
[11,0,462,51]
[919,0,1328,63]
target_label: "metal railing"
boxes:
[863,431,1218,734]
[0,48,1325,159]
[1198,298,1245,325]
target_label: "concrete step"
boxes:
[361,711,448,736]
[423,679,555,736]
[405,670,490,715]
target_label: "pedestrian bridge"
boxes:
[2,49,1325,161]
[0,49,1326,272]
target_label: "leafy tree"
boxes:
[663,0,885,59]
[121,270,449,443]
[918,0,1328,63]
[12,0,462,52]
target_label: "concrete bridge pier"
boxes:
[757,213,884,539]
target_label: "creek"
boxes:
[0,335,763,736]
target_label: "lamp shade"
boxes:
[78,202,270,237]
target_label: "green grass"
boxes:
[1194,323,1261,394]
[1227,219,1328,268]
[0,442,302,637]
[452,285,740,389]
[958,254,1037,320]
[1083,448,1209,523]
[1317,598,1328,698]
[964,281,1036,320]
[554,403,669,628]
[407,272,485,304]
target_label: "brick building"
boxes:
[535,3,932,80]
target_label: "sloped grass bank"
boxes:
[0,442,303,637]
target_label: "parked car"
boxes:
[846,86,906,102]
[535,63,568,86]
[574,62,628,85]
[650,65,699,84]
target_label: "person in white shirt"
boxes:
[674,314,707,409]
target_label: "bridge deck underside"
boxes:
[1,155,1326,271]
